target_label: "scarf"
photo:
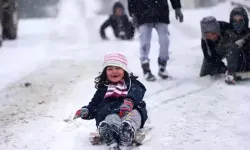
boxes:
[104,80,128,98]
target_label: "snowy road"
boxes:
[1,1,250,150]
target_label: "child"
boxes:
[74,53,148,150]
[100,2,135,40]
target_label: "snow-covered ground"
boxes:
[1,1,250,150]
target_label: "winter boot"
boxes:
[98,121,119,149]
[158,57,169,79]
[141,60,156,81]
[119,121,136,149]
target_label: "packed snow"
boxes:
[1,1,250,150]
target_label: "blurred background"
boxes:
[18,0,230,19]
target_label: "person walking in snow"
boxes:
[100,2,135,40]
[199,16,231,77]
[216,7,250,84]
[128,0,184,81]
[74,53,148,150]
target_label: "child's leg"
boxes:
[98,114,122,148]
[119,109,142,146]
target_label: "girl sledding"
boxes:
[74,53,148,150]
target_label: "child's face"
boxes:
[115,8,123,16]
[204,32,219,41]
[106,66,125,83]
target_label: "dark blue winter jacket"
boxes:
[81,76,148,128]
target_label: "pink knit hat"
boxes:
[103,53,129,72]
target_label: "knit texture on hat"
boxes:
[200,16,221,39]
[103,53,129,72]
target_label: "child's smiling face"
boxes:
[106,66,125,83]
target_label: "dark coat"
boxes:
[81,76,148,128]
[199,21,231,77]
[100,2,135,40]
[128,0,181,25]
[201,21,231,60]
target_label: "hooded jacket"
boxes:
[216,7,250,54]
[100,2,134,39]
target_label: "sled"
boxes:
[236,71,250,80]
[89,126,152,146]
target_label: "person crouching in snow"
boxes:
[216,7,250,84]
[199,16,230,77]
[100,2,135,40]
[74,53,148,150]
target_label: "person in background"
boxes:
[216,7,250,84]
[128,0,184,81]
[199,16,231,77]
[100,2,135,40]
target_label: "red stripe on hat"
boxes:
[105,55,127,62]
[104,59,127,66]
[104,53,127,61]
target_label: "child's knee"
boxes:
[105,113,122,127]
[122,110,142,130]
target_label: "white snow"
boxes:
[1,1,250,150]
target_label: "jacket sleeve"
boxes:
[170,0,181,9]
[123,15,131,26]
[215,30,233,53]
[126,79,146,107]
[100,16,112,39]
[81,88,106,120]
[128,0,137,17]
[126,79,148,128]
[201,39,210,59]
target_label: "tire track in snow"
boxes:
[145,76,221,108]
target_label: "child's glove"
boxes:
[119,99,134,117]
[74,107,89,119]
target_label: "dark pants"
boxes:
[226,44,250,74]
[200,58,227,77]
[114,22,135,40]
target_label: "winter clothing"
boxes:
[80,75,147,129]
[230,6,249,34]
[104,80,127,99]
[100,2,135,40]
[214,7,250,83]
[103,53,129,73]
[128,0,182,81]
[128,0,182,25]
[141,60,157,81]
[98,110,141,148]
[101,110,141,138]
[200,16,221,39]
[76,52,147,149]
[119,111,141,147]
[75,107,89,119]
[119,99,134,117]
[139,23,170,62]
[139,23,170,80]
[199,16,231,77]
[216,7,250,74]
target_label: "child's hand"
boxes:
[74,108,89,119]
[119,99,133,117]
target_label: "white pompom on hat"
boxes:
[103,53,129,73]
